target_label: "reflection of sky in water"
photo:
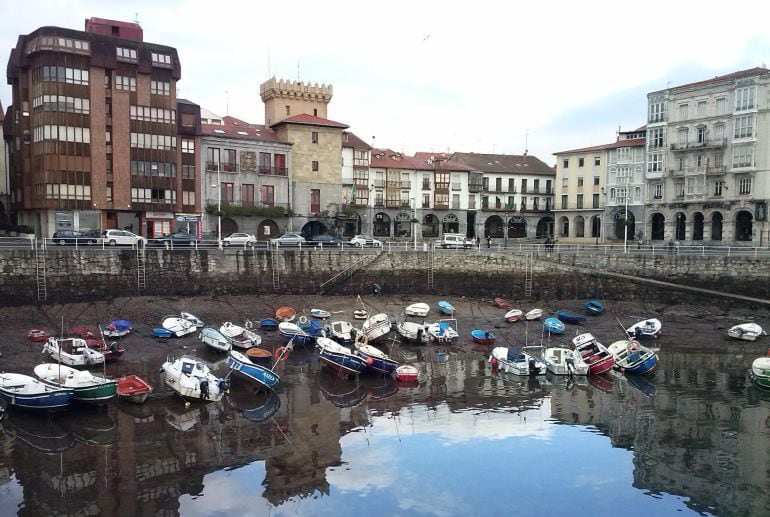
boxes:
[180,399,705,517]
[0,476,23,516]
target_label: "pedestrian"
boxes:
[486,236,492,248]
[667,239,674,254]
[476,235,480,247]
[675,240,680,255]
[544,236,551,252]
[637,236,643,249]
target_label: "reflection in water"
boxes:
[0,348,766,515]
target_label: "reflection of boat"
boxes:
[34,363,117,402]
[489,347,546,375]
[219,321,261,349]
[231,389,281,423]
[587,373,615,393]
[366,377,398,400]
[543,347,589,376]
[584,300,605,315]
[165,406,203,432]
[728,323,765,341]
[117,375,153,404]
[180,311,204,328]
[626,318,662,340]
[200,327,231,352]
[750,357,770,389]
[43,337,105,366]
[0,372,74,410]
[64,411,118,446]
[525,309,543,321]
[471,329,495,345]
[316,337,368,376]
[317,370,368,408]
[625,374,656,398]
[437,300,455,315]
[2,410,76,453]
[607,339,658,375]
[544,317,565,334]
[556,310,586,324]
[275,306,296,322]
[227,350,280,390]
[161,316,196,337]
[161,356,229,402]
[405,302,429,317]
[572,333,615,375]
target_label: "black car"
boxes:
[151,231,198,249]
[52,230,99,245]
[311,234,342,247]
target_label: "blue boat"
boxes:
[152,327,173,338]
[607,339,658,376]
[353,342,399,375]
[544,317,565,334]
[316,337,368,376]
[556,310,586,324]
[279,318,325,346]
[584,300,605,315]
[437,300,455,315]
[260,318,279,331]
[0,373,74,410]
[227,350,280,390]
[103,319,132,338]
[471,329,496,345]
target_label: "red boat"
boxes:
[572,333,615,375]
[117,375,153,404]
[396,364,419,383]
[28,329,50,342]
[275,306,296,322]
[493,297,511,309]
[68,326,124,360]
[471,329,496,345]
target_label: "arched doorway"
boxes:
[373,212,391,237]
[442,214,459,234]
[394,213,411,238]
[257,219,279,241]
[558,216,569,238]
[342,213,361,237]
[674,212,686,240]
[575,216,585,238]
[735,210,753,241]
[692,212,704,241]
[614,210,635,240]
[591,215,601,240]
[711,212,723,241]
[508,215,527,238]
[651,213,665,241]
[422,214,439,238]
[222,218,238,234]
[536,217,553,238]
[484,215,503,238]
[301,221,327,239]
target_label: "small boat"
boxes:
[750,357,770,389]
[437,300,455,315]
[161,316,197,337]
[103,319,132,338]
[260,318,279,331]
[275,306,296,322]
[227,350,280,390]
[607,339,658,375]
[584,300,605,315]
[180,311,205,328]
[34,363,117,402]
[160,356,229,402]
[494,297,511,309]
[152,328,173,338]
[556,310,586,324]
[28,329,51,342]
[544,317,565,334]
[404,303,429,317]
[219,321,262,349]
[396,314,427,343]
[353,308,368,320]
[543,347,589,376]
[361,313,392,343]
[572,333,615,375]
[396,364,419,383]
[728,323,766,342]
[525,309,544,321]
[116,375,153,404]
[327,320,355,345]
[471,329,496,345]
[0,373,74,410]
[626,318,662,340]
[489,347,547,376]
[310,308,331,319]
[316,337,368,376]
[200,327,231,352]
[504,309,523,322]
[425,319,459,344]
[278,318,325,345]
[245,347,272,366]
[42,337,105,367]
[353,336,399,375]
[68,326,99,345]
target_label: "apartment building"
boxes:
[646,67,770,244]
[4,17,202,238]
[605,127,646,243]
[0,102,7,222]
[553,145,607,243]
[340,131,371,236]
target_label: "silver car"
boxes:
[270,233,306,247]
[222,232,257,247]
[102,229,146,247]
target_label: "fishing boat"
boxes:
[361,313,392,343]
[43,337,105,367]
[494,297,511,309]
[260,318,279,331]
[425,319,459,344]
[525,308,544,321]
[728,323,766,342]
[310,308,331,319]
[504,309,523,322]
[327,320,355,345]
[0,373,74,410]
[404,302,430,317]
[471,329,496,345]
[67,327,124,361]
[396,364,419,383]
[489,347,547,376]
[116,375,153,404]
[607,339,658,375]
[584,300,605,315]
[227,350,280,390]
[245,347,272,366]
[34,363,117,402]
[544,317,565,334]
[199,327,231,352]
[103,319,132,338]
[396,314,426,343]
[180,311,205,328]
[750,357,770,389]
[152,328,173,338]
[626,318,662,340]
[316,337,368,376]
[572,333,615,375]
[275,306,296,322]
[353,335,399,375]
[556,310,586,324]
[543,347,589,376]
[28,329,51,342]
[353,308,368,320]
[219,321,261,349]
[437,300,455,315]
[161,316,197,337]
[160,356,229,402]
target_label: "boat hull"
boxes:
[117,375,153,404]
[260,319,279,331]
[584,300,604,315]
[0,374,74,410]
[354,348,398,375]
[471,330,495,345]
[556,310,586,324]
[750,358,770,389]
[544,318,565,334]
[396,365,419,382]
[405,303,429,317]
[227,352,280,390]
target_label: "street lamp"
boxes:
[211,168,222,250]
[596,187,605,246]
[411,197,417,250]
[623,194,630,254]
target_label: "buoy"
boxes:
[365,357,374,365]
[274,347,289,361]
[490,357,498,367]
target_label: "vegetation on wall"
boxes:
[205,204,293,218]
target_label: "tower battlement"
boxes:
[260,77,333,125]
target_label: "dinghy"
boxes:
[728,323,765,342]
[494,297,511,309]
[28,329,51,342]
[556,310,586,324]
[227,350,280,390]
[103,320,132,338]
[310,308,331,319]
[471,329,496,345]
[425,319,459,344]
[219,322,261,349]
[396,364,419,383]
[180,311,205,328]
[117,375,153,404]
[278,318,325,345]
[437,300,455,315]
[489,347,546,376]
[327,320,355,345]
[504,309,523,322]
[152,328,173,338]
[544,317,565,334]
[353,334,399,375]
[43,337,105,367]
[543,347,589,376]
[160,356,229,402]
[572,333,615,375]
[584,300,605,315]
[361,313,392,343]
[0,372,74,410]
[405,302,430,317]
[260,318,279,331]
[316,337,368,376]
[34,363,117,402]
[245,347,272,366]
[525,308,544,321]
[626,318,662,340]
[275,306,296,322]
[353,308,369,320]
[199,327,231,352]
[750,357,770,389]
[607,339,658,375]
[161,316,197,337]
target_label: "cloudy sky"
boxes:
[2,0,770,163]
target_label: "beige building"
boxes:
[553,145,608,243]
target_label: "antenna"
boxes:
[524,129,529,156]
[225,90,229,116]
[297,59,300,82]
[134,12,140,24]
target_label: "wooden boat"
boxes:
[556,310,586,324]
[160,356,229,402]
[34,363,117,402]
[353,308,368,320]
[219,321,261,349]
[404,302,429,317]
[310,308,331,319]
[471,329,495,345]
[607,339,658,375]
[361,313,392,343]
[0,373,74,410]
[626,318,662,340]
[353,335,399,375]
[152,328,173,338]
[544,317,565,334]
[572,333,615,375]
[28,329,51,342]
[245,347,272,366]
[437,300,455,315]
[260,318,279,331]
[227,350,280,390]
[43,337,105,367]
[728,323,765,342]
[103,319,132,338]
[180,311,205,328]
[117,375,153,404]
[543,347,589,376]
[504,309,523,322]
[750,357,770,389]
[493,297,511,309]
[396,364,419,383]
[584,300,605,315]
[200,327,231,352]
[275,306,296,322]
[316,337,368,376]
[525,308,543,321]
[489,346,546,376]
[425,319,459,344]
[328,320,355,345]
[161,316,197,337]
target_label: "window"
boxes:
[312,160,319,171]
[35,65,89,85]
[735,86,755,111]
[32,95,90,114]
[104,73,111,89]
[521,178,527,193]
[274,154,287,175]
[714,180,724,196]
[716,97,727,114]
[32,125,91,143]
[578,157,584,167]
[222,149,236,172]
[675,182,685,198]
[697,101,707,117]
[593,176,599,186]
[562,158,569,169]
[151,52,172,67]
[206,148,220,170]
[150,80,170,96]
[696,127,706,143]
[468,196,476,209]
[495,178,502,192]
[714,123,724,141]
[594,156,600,166]
[562,177,568,187]
[219,182,233,204]
[508,178,515,193]
[452,194,461,209]
[696,154,704,167]
[181,113,195,128]
[648,101,665,123]
[576,194,583,209]
[713,152,723,168]
[732,144,753,168]
[653,183,663,199]
[130,161,176,177]
[310,189,320,213]
[734,115,754,139]
[116,47,137,62]
[577,177,583,187]
[105,130,111,144]
[678,128,688,146]
[647,152,663,172]
[130,133,176,150]
[679,104,688,120]
[593,193,599,208]
[686,176,704,195]
[739,177,752,195]
[311,131,319,143]
[130,105,176,123]
[424,193,431,208]
[678,157,685,171]
[181,139,195,154]
[285,105,290,116]
[182,164,194,179]
[115,75,136,92]
[649,128,664,148]
[259,152,271,174]
[521,197,527,210]
[182,191,195,205]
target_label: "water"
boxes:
[0,346,768,516]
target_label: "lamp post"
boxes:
[623,194,629,254]
[411,197,417,250]
[596,187,605,246]
[211,168,222,250]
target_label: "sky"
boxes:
[2,0,770,164]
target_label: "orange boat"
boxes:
[246,347,272,366]
[275,306,296,322]
[117,375,153,404]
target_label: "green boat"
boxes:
[34,363,117,402]
[750,357,770,390]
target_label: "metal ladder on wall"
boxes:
[136,247,146,294]
[523,252,533,298]
[427,248,435,290]
[35,242,47,302]
[271,248,280,291]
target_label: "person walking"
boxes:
[667,239,674,254]
[486,236,492,249]
[476,235,481,248]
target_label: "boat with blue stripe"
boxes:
[227,350,280,390]
[0,373,74,410]
[584,300,605,315]
[316,337,368,376]
[556,310,586,324]
[437,300,455,315]
[607,339,658,375]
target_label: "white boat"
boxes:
[327,320,355,345]
[728,323,765,342]
[543,347,589,376]
[396,313,427,342]
[353,309,368,320]
[162,316,197,337]
[219,322,262,349]
[34,363,116,402]
[626,318,662,340]
[489,347,546,375]
[504,309,523,322]
[310,308,331,319]
[160,356,229,402]
[181,311,205,328]
[525,309,543,321]
[0,372,74,410]
[405,303,430,318]
[199,327,231,352]
[607,339,658,375]
[425,319,459,344]
[361,313,391,342]
[42,337,105,367]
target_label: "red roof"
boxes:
[370,149,432,170]
[555,137,646,155]
[200,123,287,143]
[342,131,371,149]
[270,113,349,129]
[652,67,768,94]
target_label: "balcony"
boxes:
[386,200,402,208]
[451,182,462,191]
[670,138,727,151]
[468,182,483,193]
[434,184,449,194]
[258,167,288,177]
[422,182,431,191]
[374,200,385,208]
[400,200,411,208]
[386,181,400,189]
[667,169,684,177]
[206,161,219,172]
[373,179,386,188]
[222,162,238,173]
[434,202,449,210]
[401,180,411,189]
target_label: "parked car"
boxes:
[437,234,474,249]
[222,232,257,247]
[311,234,342,247]
[102,229,146,247]
[151,231,198,249]
[52,230,99,245]
[270,233,306,247]
[349,235,382,248]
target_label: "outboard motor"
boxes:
[199,379,209,400]
[566,356,575,377]
[528,359,538,377]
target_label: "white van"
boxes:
[438,234,474,249]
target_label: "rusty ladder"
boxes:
[35,241,47,302]
[524,253,533,298]
[271,248,280,291]
[136,247,146,294]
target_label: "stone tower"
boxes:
[259,78,333,126]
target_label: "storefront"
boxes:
[145,211,174,238]
[54,209,101,234]
[175,213,202,239]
